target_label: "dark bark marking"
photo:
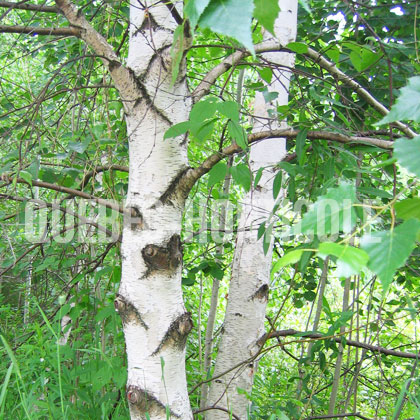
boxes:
[142,234,182,272]
[126,385,180,418]
[250,284,269,302]
[158,167,191,205]
[152,312,193,355]
[124,206,143,230]
[114,294,148,329]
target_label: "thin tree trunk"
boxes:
[328,276,351,415]
[206,2,298,418]
[116,3,193,419]
[201,157,233,409]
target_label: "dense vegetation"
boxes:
[0,0,419,419]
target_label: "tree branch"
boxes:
[305,47,417,139]
[193,406,241,420]
[54,0,140,108]
[263,329,420,360]
[0,24,79,36]
[193,42,417,138]
[1,176,125,214]
[177,128,393,198]
[0,1,60,13]
[303,413,372,420]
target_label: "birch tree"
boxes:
[205,2,298,418]
[1,1,420,420]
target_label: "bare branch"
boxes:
[193,406,241,420]
[0,24,79,36]
[0,1,60,13]
[1,176,125,214]
[263,329,420,360]
[303,413,372,420]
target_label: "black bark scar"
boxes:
[152,312,193,355]
[114,294,148,329]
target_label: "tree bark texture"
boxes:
[206,2,298,418]
[117,3,193,419]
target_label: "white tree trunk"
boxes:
[117,3,193,419]
[206,2,298,418]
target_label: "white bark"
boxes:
[206,2,298,418]
[117,2,193,419]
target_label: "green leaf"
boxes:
[296,128,308,163]
[361,219,420,292]
[228,120,248,150]
[19,170,32,186]
[184,0,211,29]
[378,77,420,124]
[395,198,420,221]
[357,186,393,199]
[317,242,369,278]
[254,167,263,188]
[298,0,311,14]
[292,182,357,237]
[257,67,272,83]
[164,121,190,139]
[217,101,239,122]
[198,0,255,55]
[253,0,280,35]
[273,171,282,199]
[272,250,304,273]
[230,163,251,191]
[171,24,185,84]
[208,162,228,186]
[394,136,420,177]
[68,139,91,154]
[286,42,308,54]
[190,97,218,123]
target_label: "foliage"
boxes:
[0,0,420,419]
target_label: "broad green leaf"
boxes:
[357,186,392,199]
[190,97,218,123]
[286,42,308,54]
[191,118,217,141]
[171,24,185,83]
[296,128,308,162]
[257,67,272,83]
[378,77,420,124]
[184,0,211,29]
[298,0,311,13]
[317,242,369,278]
[230,163,251,191]
[19,170,32,186]
[394,136,420,177]
[198,0,255,54]
[253,0,280,35]
[272,249,304,273]
[273,171,282,199]
[395,198,420,221]
[254,167,263,188]
[164,121,190,139]
[292,182,357,237]
[208,162,228,186]
[361,219,420,292]
[68,140,90,154]
[228,120,248,150]
[263,222,273,255]
[217,100,239,122]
